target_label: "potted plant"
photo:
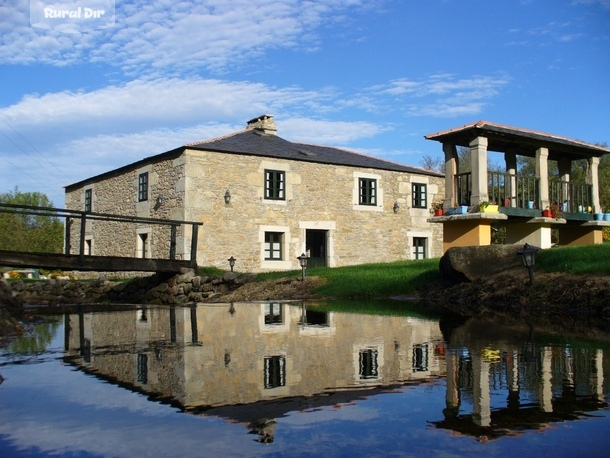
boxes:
[549,202,562,219]
[431,201,444,216]
[594,208,604,221]
[479,201,499,213]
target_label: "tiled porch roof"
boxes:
[425,121,610,161]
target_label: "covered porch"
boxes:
[425,121,610,251]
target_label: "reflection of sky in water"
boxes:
[1,320,610,457]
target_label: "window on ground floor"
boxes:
[264,356,286,389]
[264,232,283,260]
[359,348,379,380]
[413,237,427,260]
[412,343,429,373]
[137,232,150,259]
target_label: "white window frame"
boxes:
[353,172,383,212]
[408,231,432,260]
[260,160,290,206]
[136,227,152,259]
[259,225,291,270]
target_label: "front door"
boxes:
[305,229,327,268]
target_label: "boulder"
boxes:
[440,244,526,282]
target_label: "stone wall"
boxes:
[65,152,187,260]
[184,149,444,272]
[65,146,444,273]
[4,269,255,306]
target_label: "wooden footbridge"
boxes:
[0,203,203,273]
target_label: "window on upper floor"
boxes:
[412,183,427,209]
[84,188,92,212]
[264,169,285,200]
[264,232,283,260]
[138,172,149,202]
[359,178,377,206]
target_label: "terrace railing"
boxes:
[488,172,539,209]
[455,172,472,206]
[549,180,593,214]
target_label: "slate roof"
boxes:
[188,128,442,176]
[425,120,610,161]
[66,127,442,190]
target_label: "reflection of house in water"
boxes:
[435,320,609,441]
[64,306,609,443]
[64,303,445,412]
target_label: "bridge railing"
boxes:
[0,203,203,268]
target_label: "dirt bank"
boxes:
[2,269,609,343]
[424,267,610,341]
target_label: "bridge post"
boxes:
[65,217,72,255]
[170,225,177,260]
[190,224,199,268]
[79,214,86,265]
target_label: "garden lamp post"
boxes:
[297,252,308,281]
[517,243,540,285]
[227,256,236,272]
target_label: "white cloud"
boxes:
[280,117,391,144]
[0,75,384,203]
[363,74,509,118]
[0,68,508,205]
[0,0,368,72]
[572,0,610,8]
[0,77,329,135]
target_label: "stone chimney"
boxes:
[246,114,277,135]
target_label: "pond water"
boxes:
[1,301,609,457]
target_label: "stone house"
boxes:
[64,115,444,272]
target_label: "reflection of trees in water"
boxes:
[8,320,59,355]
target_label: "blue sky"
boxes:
[1,0,609,207]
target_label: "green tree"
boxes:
[0,187,64,253]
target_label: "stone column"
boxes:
[557,157,571,210]
[589,157,601,212]
[505,151,517,208]
[472,353,491,427]
[445,353,460,414]
[593,349,604,399]
[539,346,553,412]
[443,143,458,211]
[469,136,488,207]
[536,147,549,211]
[507,350,520,411]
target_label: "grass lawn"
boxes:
[537,243,610,275]
[253,244,610,299]
[257,258,442,298]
